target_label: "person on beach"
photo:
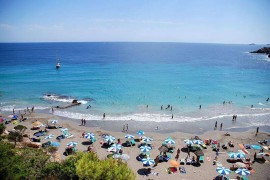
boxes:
[153,155,159,167]
[52,108,54,113]
[161,105,163,110]
[171,106,172,111]
[13,108,15,114]
[123,125,125,132]
[199,105,201,109]
[266,97,269,102]
[31,106,34,113]
[81,119,83,126]
[256,127,259,135]
[171,114,173,119]
[215,121,217,129]
[27,107,29,112]
[146,105,148,108]
[126,124,129,132]
[103,113,106,119]
[254,152,257,161]
[251,105,254,108]
[83,119,86,126]
[220,123,223,130]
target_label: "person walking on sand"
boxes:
[13,108,15,114]
[254,152,257,161]
[122,124,125,132]
[31,106,34,113]
[52,108,54,113]
[83,119,86,126]
[81,119,83,126]
[256,127,259,135]
[220,123,223,130]
[215,121,217,129]
[126,124,129,132]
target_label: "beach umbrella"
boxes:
[32,121,42,127]
[216,167,231,175]
[85,132,95,139]
[49,119,58,124]
[44,134,54,139]
[236,152,246,159]
[12,115,18,119]
[104,135,116,143]
[169,159,180,167]
[67,142,78,147]
[228,152,237,159]
[125,134,134,139]
[140,145,152,152]
[60,128,69,132]
[235,162,246,168]
[193,140,203,145]
[184,139,193,145]
[251,144,262,150]
[235,168,250,176]
[164,138,176,145]
[158,146,169,153]
[142,158,155,166]
[137,130,144,136]
[108,144,122,152]
[142,137,153,143]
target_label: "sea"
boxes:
[0,42,270,130]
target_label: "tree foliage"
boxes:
[0,123,6,134]
[8,131,23,147]
[14,125,27,134]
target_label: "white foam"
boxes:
[42,95,88,104]
[0,105,49,111]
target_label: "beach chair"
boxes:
[180,158,185,165]
[199,156,204,163]
[91,137,97,143]
[131,139,136,146]
[63,131,74,138]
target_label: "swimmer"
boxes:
[86,105,91,109]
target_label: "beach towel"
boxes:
[238,144,245,149]
[263,146,269,150]
[179,167,186,174]
[238,149,249,155]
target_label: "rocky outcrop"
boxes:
[250,47,270,58]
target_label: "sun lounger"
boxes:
[199,156,204,163]
[131,139,136,146]
[63,131,74,138]
[180,158,185,165]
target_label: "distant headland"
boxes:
[250,47,270,58]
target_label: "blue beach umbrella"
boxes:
[142,137,153,143]
[184,139,193,145]
[236,152,246,159]
[142,158,155,166]
[164,138,176,145]
[137,130,145,136]
[235,168,250,176]
[108,144,122,152]
[140,145,152,152]
[193,140,203,145]
[104,135,116,143]
[85,132,95,139]
[50,141,60,147]
[251,144,262,150]
[228,152,237,159]
[12,115,18,119]
[67,142,78,147]
[216,167,231,175]
[125,134,134,139]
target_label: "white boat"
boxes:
[56,62,61,69]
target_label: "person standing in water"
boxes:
[103,113,106,119]
[215,121,217,129]
[199,105,201,109]
[171,114,174,119]
[220,123,223,130]
[126,124,129,132]
[161,105,163,110]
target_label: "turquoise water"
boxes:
[0,42,269,125]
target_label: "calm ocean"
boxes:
[0,42,269,127]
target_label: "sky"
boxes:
[0,0,269,44]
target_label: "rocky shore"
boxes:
[250,47,270,58]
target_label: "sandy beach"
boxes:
[1,111,270,180]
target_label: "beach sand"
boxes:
[1,112,270,180]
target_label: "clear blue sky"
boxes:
[0,0,269,43]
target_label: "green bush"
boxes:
[0,123,5,134]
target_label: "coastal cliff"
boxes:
[250,47,270,58]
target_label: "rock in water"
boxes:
[250,47,270,58]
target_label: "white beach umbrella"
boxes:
[85,132,95,139]
[236,152,246,159]
[184,139,193,145]
[216,167,231,175]
[142,158,155,166]
[67,141,78,147]
[140,145,152,152]
[108,144,122,152]
[125,134,134,139]
[49,119,58,124]
[235,168,250,176]
[142,137,153,143]
[104,135,116,143]
[193,140,203,145]
[164,138,176,145]
[60,128,69,132]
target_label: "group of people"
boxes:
[122,124,129,132]
[81,119,86,126]
[232,114,237,121]
[214,121,223,130]
[13,106,35,115]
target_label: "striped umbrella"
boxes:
[137,130,145,136]
[235,168,250,176]
[125,134,134,139]
[44,134,54,139]
[67,141,78,147]
[85,132,95,139]
[193,140,203,145]
[236,152,246,159]
[228,152,237,159]
[60,128,69,132]
[49,119,58,124]
[184,139,193,145]
[104,135,116,143]
[108,144,122,152]
[142,137,153,143]
[164,138,176,145]
[142,158,155,166]
[216,167,231,175]
[140,145,152,152]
